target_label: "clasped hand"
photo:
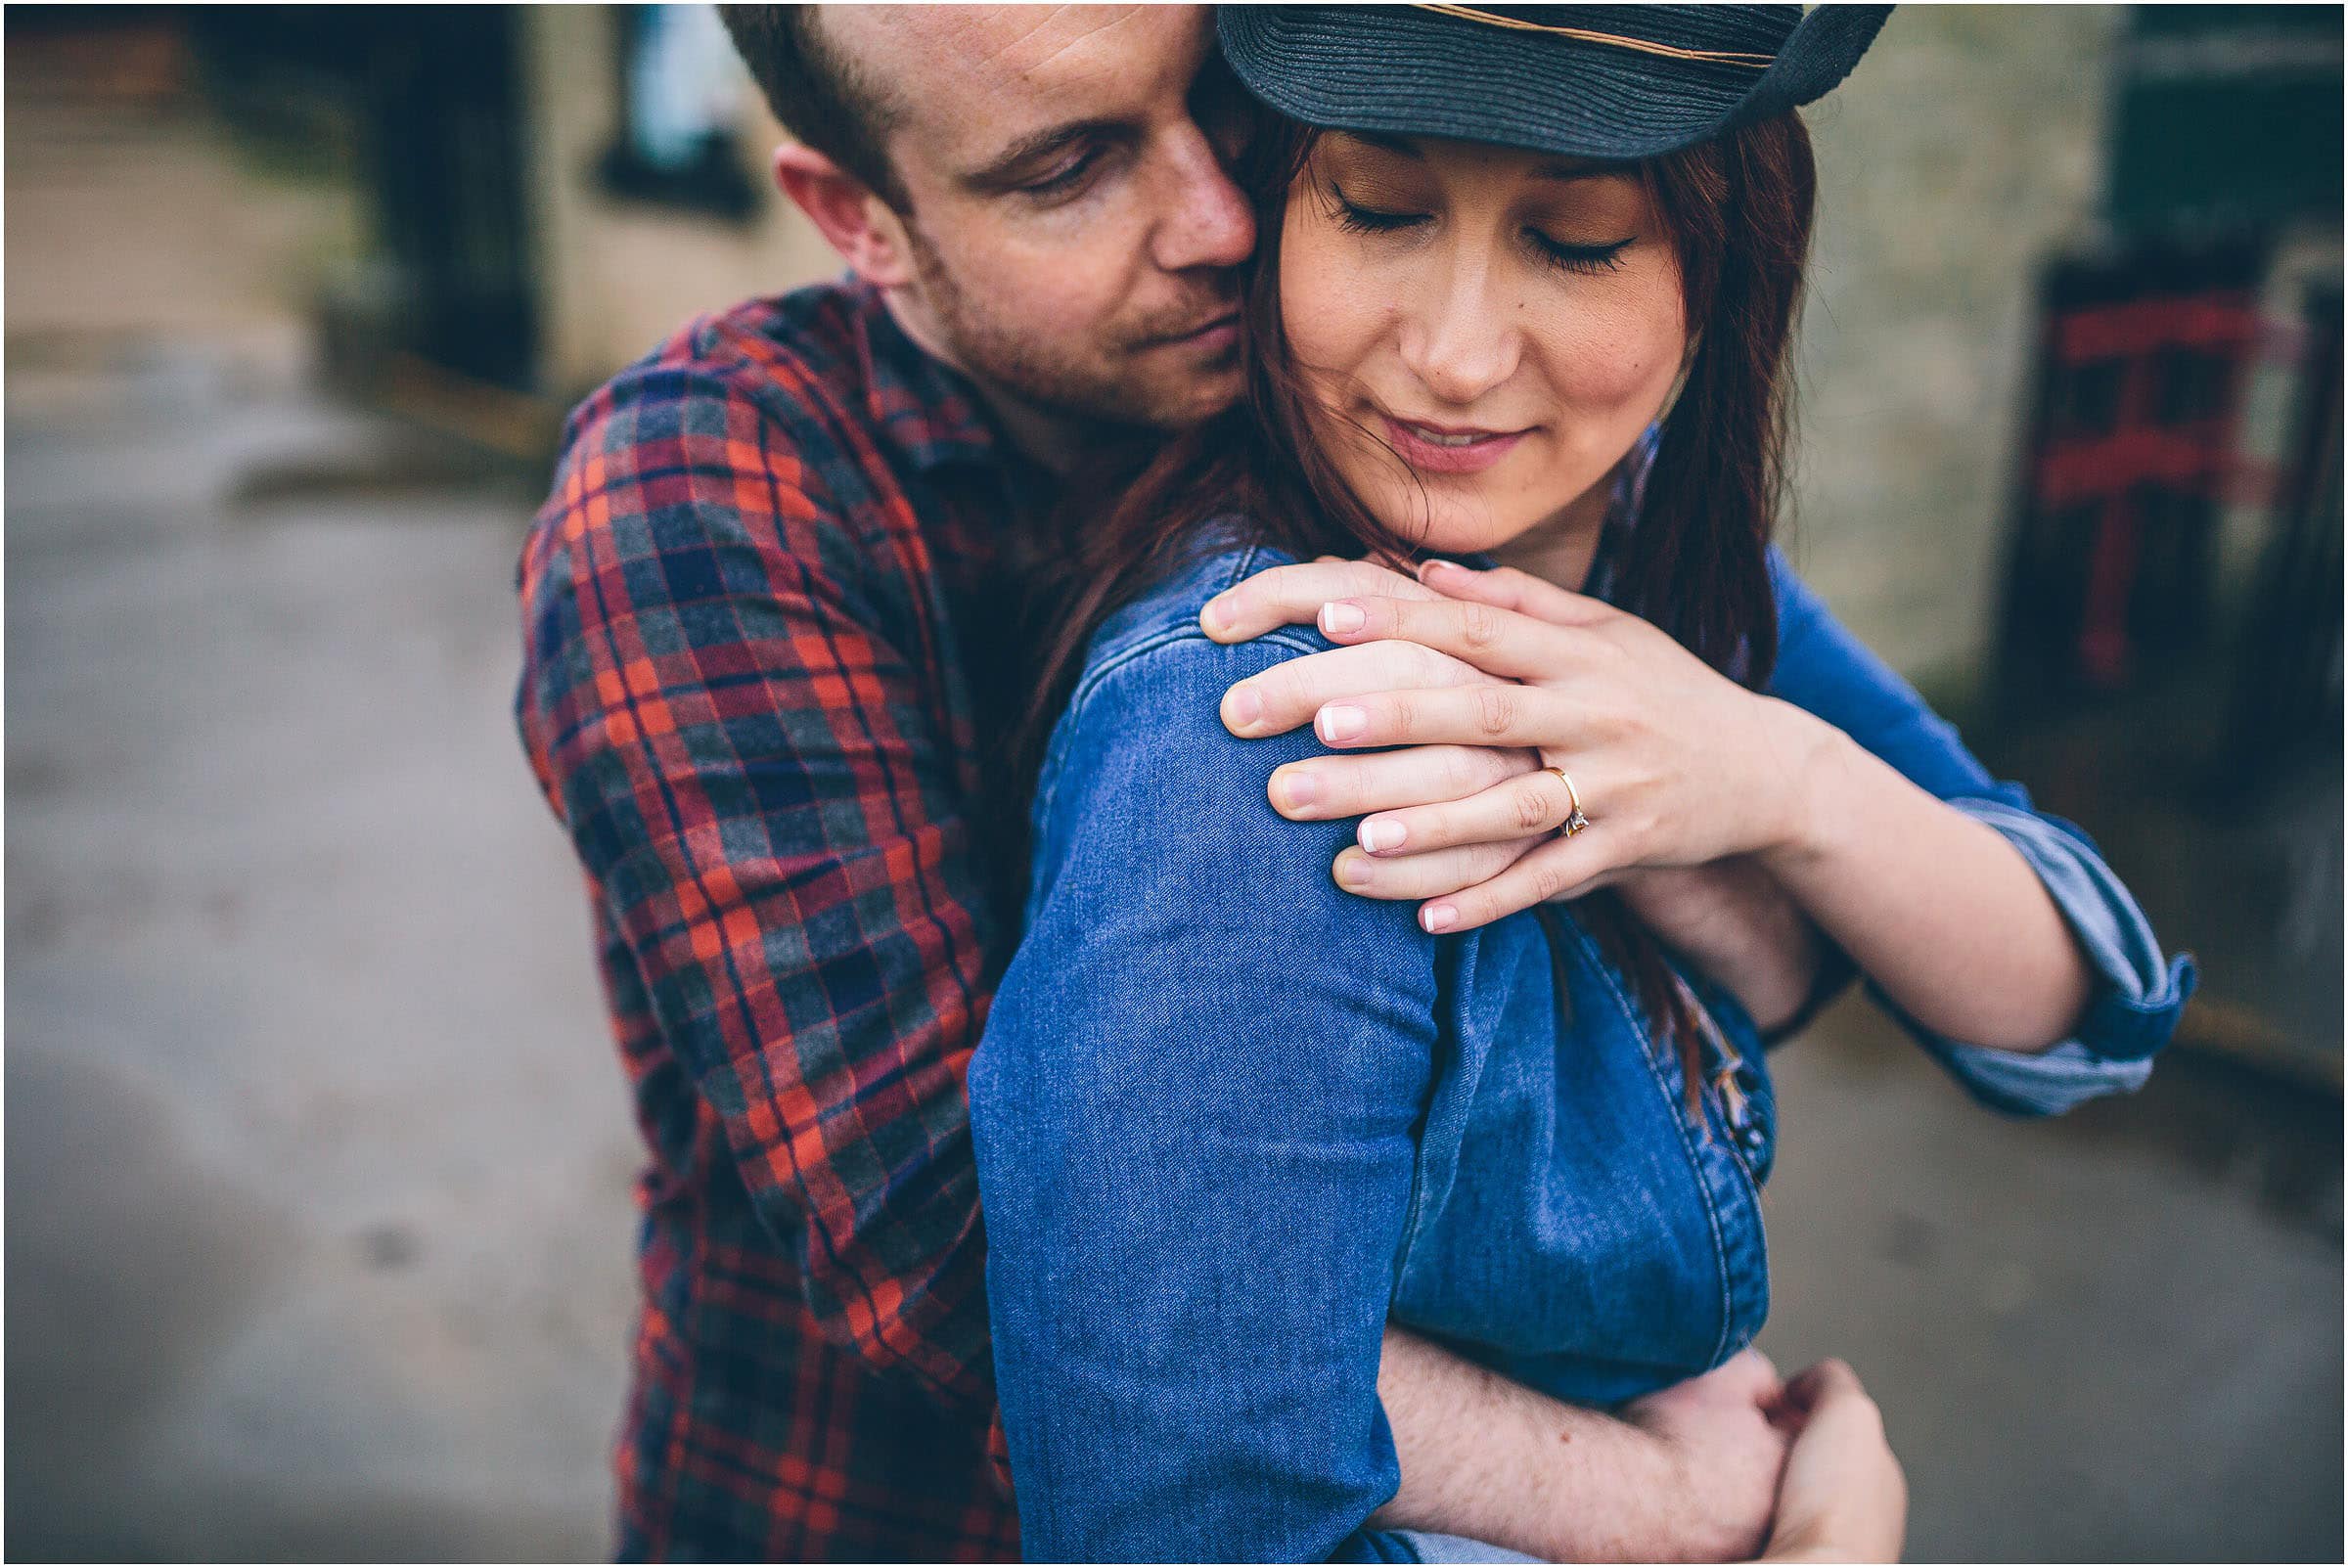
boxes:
[1201,554,1829,935]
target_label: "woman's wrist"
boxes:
[1747,695,1849,867]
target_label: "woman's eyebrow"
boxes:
[1335,130,1613,185]
[1346,129,1424,159]
[1343,130,1607,183]
[1532,157,1608,183]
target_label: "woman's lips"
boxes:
[1378,413,1529,475]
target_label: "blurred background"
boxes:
[4,3,2339,1560]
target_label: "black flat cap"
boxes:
[1218,4,1893,161]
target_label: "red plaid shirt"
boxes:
[516,281,1038,1560]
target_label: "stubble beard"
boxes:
[906,222,1237,434]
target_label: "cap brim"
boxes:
[1218,5,1890,162]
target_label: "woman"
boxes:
[970,6,2192,1561]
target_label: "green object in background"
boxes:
[2106,3,2343,231]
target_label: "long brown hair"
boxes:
[998,104,1819,1091]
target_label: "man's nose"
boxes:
[1150,125,1256,275]
[1398,249,1521,406]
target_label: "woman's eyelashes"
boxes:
[1526,231,1634,277]
[1328,182,1633,277]
[1329,184,1424,234]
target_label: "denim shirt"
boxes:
[970,538,2193,1563]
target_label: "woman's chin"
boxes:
[1364,469,1616,566]
[1382,508,1540,562]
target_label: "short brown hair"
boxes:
[718,5,907,208]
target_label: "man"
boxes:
[516,7,1892,1559]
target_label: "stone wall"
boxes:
[517,6,836,400]
[1789,4,2126,688]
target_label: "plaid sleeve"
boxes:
[517,362,994,1411]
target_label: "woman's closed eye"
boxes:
[1329,182,1426,234]
[1329,183,1632,277]
[1526,231,1633,277]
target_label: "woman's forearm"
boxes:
[1758,707,2094,1053]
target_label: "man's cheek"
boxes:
[989,246,1125,331]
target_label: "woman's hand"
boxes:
[1208,556,1835,933]
[1201,556,1544,840]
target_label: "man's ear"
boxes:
[771,142,917,289]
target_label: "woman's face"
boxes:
[1279,131,1688,558]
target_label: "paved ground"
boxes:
[6,31,2340,1565]
[5,365,641,1559]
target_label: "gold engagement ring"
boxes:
[1544,766,1592,838]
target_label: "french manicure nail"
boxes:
[1278,771,1320,812]
[1227,685,1263,729]
[1318,704,1366,743]
[1335,852,1374,890]
[1418,559,1462,580]
[1319,601,1366,635]
[1359,818,1405,853]
[1421,904,1458,933]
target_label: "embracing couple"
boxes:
[516,5,2191,1561]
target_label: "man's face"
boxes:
[836,6,1256,432]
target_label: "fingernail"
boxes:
[1276,771,1319,812]
[1335,851,1374,890]
[1319,601,1365,636]
[1317,704,1366,743]
[1359,818,1405,853]
[1417,559,1462,581]
[1226,685,1262,730]
[1421,904,1458,933]
[1201,596,1231,636]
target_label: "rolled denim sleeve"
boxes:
[1914,797,2194,1114]
[970,628,1438,1562]
[1763,550,2196,1115]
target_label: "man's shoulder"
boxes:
[519,280,890,600]
[560,278,874,462]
